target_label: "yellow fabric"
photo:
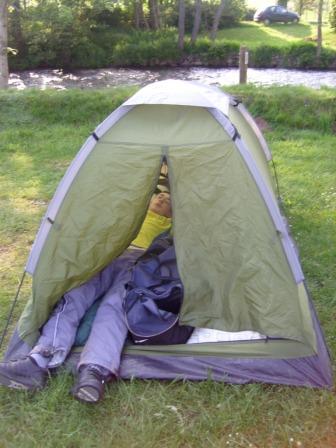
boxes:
[131,209,171,249]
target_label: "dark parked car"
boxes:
[254,6,300,25]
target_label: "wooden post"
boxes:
[239,46,248,84]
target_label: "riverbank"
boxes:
[109,34,336,70]
[9,23,336,72]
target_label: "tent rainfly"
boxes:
[4,80,332,388]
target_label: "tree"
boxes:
[316,0,323,61]
[134,0,148,29]
[149,0,161,29]
[293,0,316,16]
[10,0,24,56]
[329,0,336,29]
[211,0,226,40]
[178,0,185,50]
[191,0,202,44]
[277,0,288,7]
[0,0,9,89]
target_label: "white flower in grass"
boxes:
[165,405,178,412]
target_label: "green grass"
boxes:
[0,86,336,447]
[216,21,336,50]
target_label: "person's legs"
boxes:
[0,250,140,391]
[32,256,131,369]
[78,283,129,375]
[72,259,137,403]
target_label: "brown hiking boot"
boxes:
[0,357,48,391]
[71,364,113,403]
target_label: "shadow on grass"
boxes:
[268,22,313,39]
[216,22,313,47]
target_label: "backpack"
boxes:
[123,233,194,345]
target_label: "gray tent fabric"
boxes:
[3,80,332,388]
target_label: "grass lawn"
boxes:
[216,21,336,50]
[0,85,335,447]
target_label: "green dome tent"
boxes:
[4,80,332,387]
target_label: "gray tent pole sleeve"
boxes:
[25,105,134,276]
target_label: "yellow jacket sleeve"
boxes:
[131,210,172,249]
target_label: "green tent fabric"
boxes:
[18,82,316,360]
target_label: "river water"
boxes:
[9,66,336,90]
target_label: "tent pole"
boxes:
[0,271,26,351]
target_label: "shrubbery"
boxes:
[284,42,336,69]
[186,38,239,66]
[251,45,283,67]
[249,42,336,69]
[8,25,336,71]
[111,36,336,69]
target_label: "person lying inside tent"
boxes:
[0,191,191,403]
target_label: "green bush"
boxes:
[7,19,336,71]
[205,41,240,65]
[284,42,318,68]
[8,0,130,71]
[246,42,336,69]
[166,0,247,32]
[187,37,212,56]
[318,47,336,69]
[282,42,336,69]
[184,39,239,65]
[111,32,182,67]
[251,45,284,67]
[244,7,257,20]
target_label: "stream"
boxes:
[9,66,336,90]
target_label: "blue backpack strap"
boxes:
[128,232,178,289]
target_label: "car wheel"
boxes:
[264,18,271,25]
[292,18,299,23]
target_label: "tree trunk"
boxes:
[211,0,225,40]
[135,0,141,29]
[298,0,304,16]
[316,0,323,61]
[178,0,185,50]
[191,0,202,44]
[149,0,161,29]
[0,0,9,89]
[11,0,25,56]
[135,0,147,29]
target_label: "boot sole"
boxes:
[74,386,100,403]
[0,372,31,390]
[0,372,45,391]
